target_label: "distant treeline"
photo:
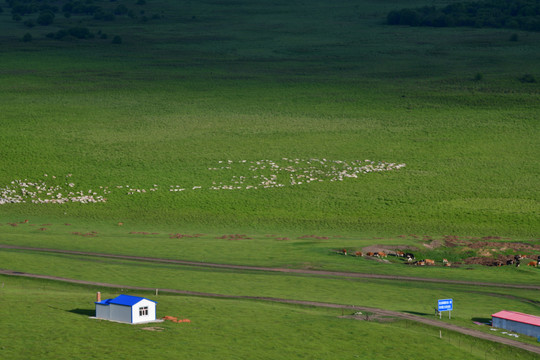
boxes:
[5,0,157,42]
[387,0,540,31]
[7,0,148,22]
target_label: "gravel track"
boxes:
[1,244,539,290]
[0,268,539,354]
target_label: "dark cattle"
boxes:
[506,259,514,266]
[405,253,415,260]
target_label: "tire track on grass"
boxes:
[1,244,539,290]
[0,268,539,355]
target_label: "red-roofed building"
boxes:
[492,310,540,338]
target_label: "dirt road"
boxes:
[0,268,539,355]
[1,244,539,289]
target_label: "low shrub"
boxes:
[518,74,536,83]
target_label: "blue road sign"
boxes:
[438,299,453,312]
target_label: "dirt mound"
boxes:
[464,255,528,266]
[423,239,444,249]
[443,236,540,252]
[464,257,499,266]
[361,244,415,255]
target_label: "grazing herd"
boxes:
[0,175,108,204]
[0,159,407,204]
[339,249,540,268]
[207,158,406,190]
[497,254,540,267]
[341,249,422,262]
[490,254,540,267]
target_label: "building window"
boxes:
[139,306,148,316]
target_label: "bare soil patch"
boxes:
[442,236,540,252]
[141,326,164,331]
[423,239,444,249]
[361,244,415,255]
[418,236,540,267]
[340,312,397,323]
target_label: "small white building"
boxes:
[95,294,157,324]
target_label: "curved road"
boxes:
[0,268,539,355]
[0,244,539,290]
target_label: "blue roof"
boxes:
[95,294,156,306]
[95,299,113,305]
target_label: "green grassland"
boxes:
[0,0,539,357]
[1,224,540,285]
[1,248,539,317]
[1,276,538,360]
[0,0,538,236]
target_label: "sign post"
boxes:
[437,299,453,319]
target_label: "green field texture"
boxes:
[1,0,540,357]
[1,224,540,285]
[0,0,539,236]
[1,249,539,327]
[0,275,538,360]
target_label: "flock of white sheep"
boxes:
[0,158,406,204]
[206,158,405,190]
[0,174,108,205]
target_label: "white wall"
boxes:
[131,299,157,324]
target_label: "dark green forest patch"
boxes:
[4,0,159,42]
[387,0,540,32]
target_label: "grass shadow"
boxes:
[68,308,95,316]
[402,310,432,316]
[471,317,491,324]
